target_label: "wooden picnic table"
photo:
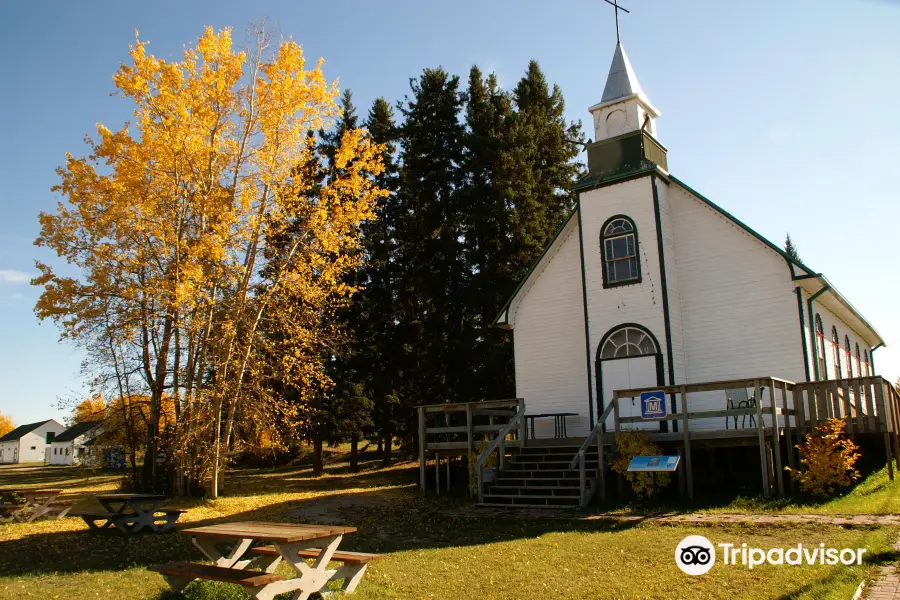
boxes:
[78,493,184,534]
[0,489,71,523]
[150,520,379,600]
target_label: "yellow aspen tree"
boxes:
[34,25,385,496]
[0,412,13,438]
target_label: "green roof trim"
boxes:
[667,176,818,276]
[571,165,657,192]
[669,175,884,346]
[492,210,577,328]
[493,167,658,329]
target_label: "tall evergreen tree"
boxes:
[506,60,585,280]
[394,68,466,444]
[361,97,402,464]
[459,66,516,401]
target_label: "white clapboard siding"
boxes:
[808,296,874,380]
[512,220,591,437]
[670,183,806,430]
[580,176,669,396]
[655,178,688,384]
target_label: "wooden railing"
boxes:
[417,398,525,493]
[569,402,615,507]
[473,406,526,503]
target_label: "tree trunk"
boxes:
[382,433,392,467]
[376,435,383,454]
[312,437,324,476]
[350,435,359,472]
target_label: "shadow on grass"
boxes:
[0,468,639,581]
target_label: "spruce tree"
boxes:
[362,97,402,464]
[459,66,516,401]
[394,68,466,442]
[506,60,585,280]
[784,233,802,263]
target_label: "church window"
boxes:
[856,344,862,378]
[845,336,853,377]
[832,327,842,378]
[815,315,826,379]
[600,326,658,359]
[601,216,641,287]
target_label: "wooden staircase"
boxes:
[479,444,599,508]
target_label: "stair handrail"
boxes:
[474,405,526,504]
[569,401,615,470]
[570,400,616,507]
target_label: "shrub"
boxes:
[610,431,671,499]
[788,418,860,498]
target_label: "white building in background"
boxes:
[48,421,102,466]
[0,419,66,464]
[493,43,885,438]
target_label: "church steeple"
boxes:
[582,42,667,180]
[589,43,661,143]
[601,42,645,103]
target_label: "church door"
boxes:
[597,325,665,432]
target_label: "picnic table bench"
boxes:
[149,520,381,600]
[0,489,72,523]
[77,494,184,534]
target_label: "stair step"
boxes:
[498,470,582,479]
[482,494,580,506]
[489,486,581,496]
[475,503,578,510]
[507,461,599,471]
[494,478,582,487]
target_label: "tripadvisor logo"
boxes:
[675,535,867,576]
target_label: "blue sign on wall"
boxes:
[627,455,681,472]
[640,391,667,419]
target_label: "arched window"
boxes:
[832,327,842,378]
[856,344,862,378]
[815,315,827,380]
[600,216,641,287]
[600,325,658,359]
[863,350,870,376]
[845,336,853,378]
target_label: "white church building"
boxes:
[494,43,885,440]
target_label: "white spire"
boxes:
[601,43,645,104]
[589,42,660,142]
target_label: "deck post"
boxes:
[418,407,426,494]
[768,379,784,498]
[446,455,451,491]
[680,386,693,501]
[597,429,606,504]
[781,382,796,494]
[875,381,894,481]
[613,395,623,498]
[677,443,685,499]
[754,379,770,498]
[885,381,900,471]
[517,398,527,445]
[466,404,474,457]
[435,454,441,496]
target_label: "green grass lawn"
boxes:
[1,457,899,600]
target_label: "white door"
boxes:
[602,355,660,431]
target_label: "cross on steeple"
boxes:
[603,0,630,44]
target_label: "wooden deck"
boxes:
[417,376,900,506]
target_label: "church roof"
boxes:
[493,169,885,348]
[0,420,54,442]
[601,43,644,103]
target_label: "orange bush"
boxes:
[788,418,860,498]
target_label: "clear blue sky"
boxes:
[1,0,898,425]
